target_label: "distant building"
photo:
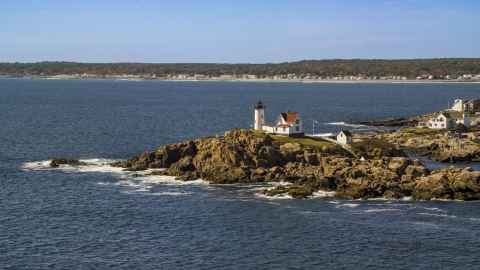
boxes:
[445,74,461,80]
[451,98,480,112]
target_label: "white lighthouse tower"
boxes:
[253,100,265,130]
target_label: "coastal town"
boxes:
[8,72,480,81]
[167,73,480,81]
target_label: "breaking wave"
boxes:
[22,158,210,191]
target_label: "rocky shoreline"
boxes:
[346,113,433,126]
[54,129,480,201]
[358,129,480,163]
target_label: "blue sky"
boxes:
[1,0,479,63]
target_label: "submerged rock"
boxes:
[50,158,87,167]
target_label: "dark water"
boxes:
[1,78,480,269]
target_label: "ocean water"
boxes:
[1,78,480,269]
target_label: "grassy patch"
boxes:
[250,130,335,149]
[269,135,334,149]
[250,130,266,137]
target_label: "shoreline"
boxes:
[1,75,479,83]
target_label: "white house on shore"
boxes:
[450,98,480,112]
[253,101,305,137]
[337,130,353,144]
[418,111,470,129]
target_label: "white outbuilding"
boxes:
[337,130,353,144]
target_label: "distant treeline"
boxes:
[1,58,479,78]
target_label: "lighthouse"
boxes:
[253,100,265,130]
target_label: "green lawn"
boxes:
[250,130,336,149]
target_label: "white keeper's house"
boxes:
[418,111,470,129]
[253,100,305,137]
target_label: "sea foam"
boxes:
[21,158,210,188]
[311,190,335,198]
[324,122,365,127]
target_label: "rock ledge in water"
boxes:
[50,158,87,167]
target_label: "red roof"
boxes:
[280,111,299,123]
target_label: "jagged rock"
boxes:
[166,156,195,175]
[357,130,480,163]
[450,170,480,194]
[258,146,284,167]
[280,143,303,163]
[414,173,448,193]
[304,150,319,165]
[387,157,411,176]
[405,165,429,178]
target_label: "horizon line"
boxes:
[1,57,480,65]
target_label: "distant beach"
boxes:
[0,74,476,83]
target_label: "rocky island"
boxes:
[83,129,480,201]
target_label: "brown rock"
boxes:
[405,165,429,178]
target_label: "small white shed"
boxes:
[337,130,353,144]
